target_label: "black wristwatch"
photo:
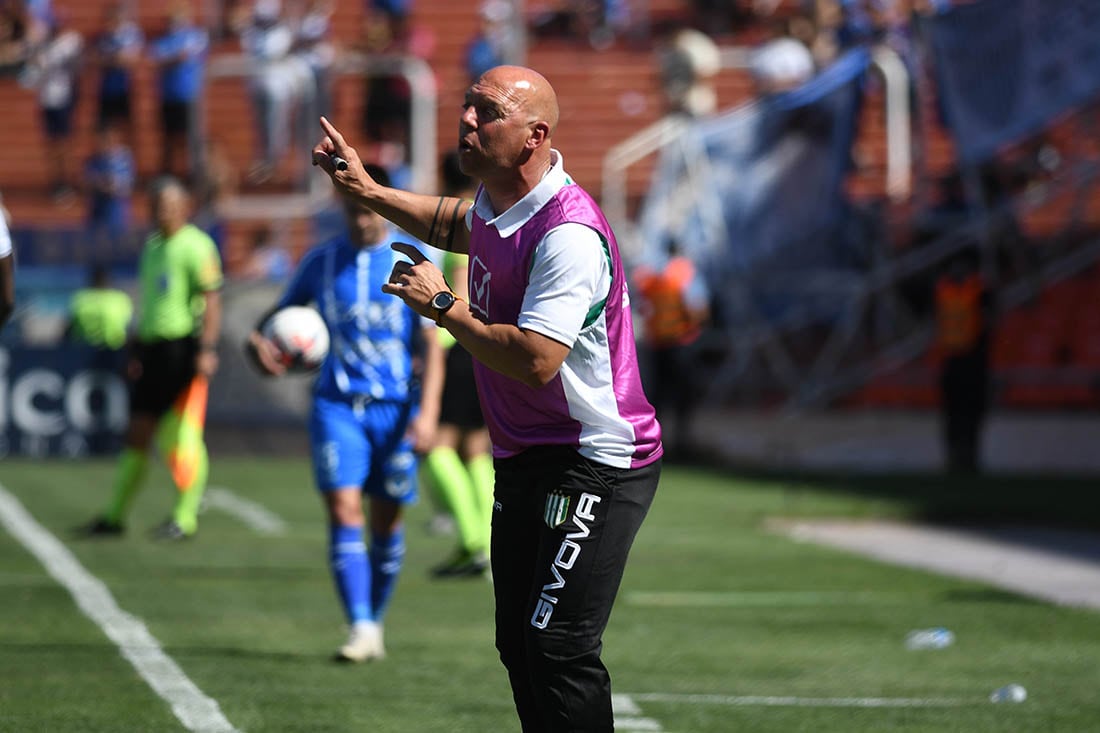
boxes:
[430,290,458,325]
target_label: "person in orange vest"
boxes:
[935,251,992,474]
[633,242,710,461]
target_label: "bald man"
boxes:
[84,177,223,541]
[314,65,663,732]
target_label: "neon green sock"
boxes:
[104,447,149,525]
[418,463,449,517]
[467,453,495,553]
[424,446,483,554]
[171,440,208,535]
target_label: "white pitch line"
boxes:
[0,483,240,733]
[613,694,664,731]
[626,590,914,607]
[627,692,964,708]
[204,486,287,535]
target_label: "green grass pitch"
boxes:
[1,457,1099,732]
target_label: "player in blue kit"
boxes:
[247,164,444,662]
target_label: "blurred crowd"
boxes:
[0,0,967,228]
[0,0,1030,286]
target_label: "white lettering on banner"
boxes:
[9,370,128,436]
[12,371,66,435]
[531,492,603,630]
[67,372,129,432]
[0,349,129,454]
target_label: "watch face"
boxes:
[432,292,456,309]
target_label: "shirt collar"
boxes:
[472,149,569,238]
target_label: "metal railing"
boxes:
[602,45,913,261]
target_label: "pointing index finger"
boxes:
[391,242,429,264]
[319,116,348,152]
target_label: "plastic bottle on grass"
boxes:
[904,627,955,650]
[990,684,1027,703]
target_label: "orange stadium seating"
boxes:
[2,0,1096,410]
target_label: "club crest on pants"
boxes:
[544,490,571,528]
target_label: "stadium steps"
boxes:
[849,268,1100,411]
[5,0,1096,412]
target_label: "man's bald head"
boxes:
[478,65,560,135]
[459,65,562,201]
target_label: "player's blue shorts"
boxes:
[309,395,419,503]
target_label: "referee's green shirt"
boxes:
[137,224,223,342]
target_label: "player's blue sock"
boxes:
[369,527,405,620]
[330,524,372,624]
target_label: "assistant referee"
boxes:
[85,177,222,540]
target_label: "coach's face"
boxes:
[458,69,538,180]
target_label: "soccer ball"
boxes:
[262,306,330,373]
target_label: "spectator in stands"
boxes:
[697,0,776,37]
[658,28,720,118]
[238,223,292,281]
[93,2,143,139]
[632,241,710,461]
[149,3,209,181]
[0,1,30,71]
[363,0,411,51]
[192,136,238,255]
[242,0,293,182]
[934,250,992,474]
[22,0,49,46]
[84,123,136,254]
[0,191,13,327]
[293,0,335,117]
[356,4,436,192]
[529,0,629,49]
[241,0,316,185]
[18,10,82,203]
[218,0,253,40]
[465,0,518,83]
[748,28,815,96]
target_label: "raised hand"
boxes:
[382,242,452,319]
[311,116,380,200]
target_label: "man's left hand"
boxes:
[382,242,451,320]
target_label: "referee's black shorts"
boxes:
[439,344,485,429]
[129,337,198,417]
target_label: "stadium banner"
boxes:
[925,0,1100,165]
[0,345,129,458]
[639,48,868,321]
[0,280,315,458]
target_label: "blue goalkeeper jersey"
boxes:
[276,230,431,402]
